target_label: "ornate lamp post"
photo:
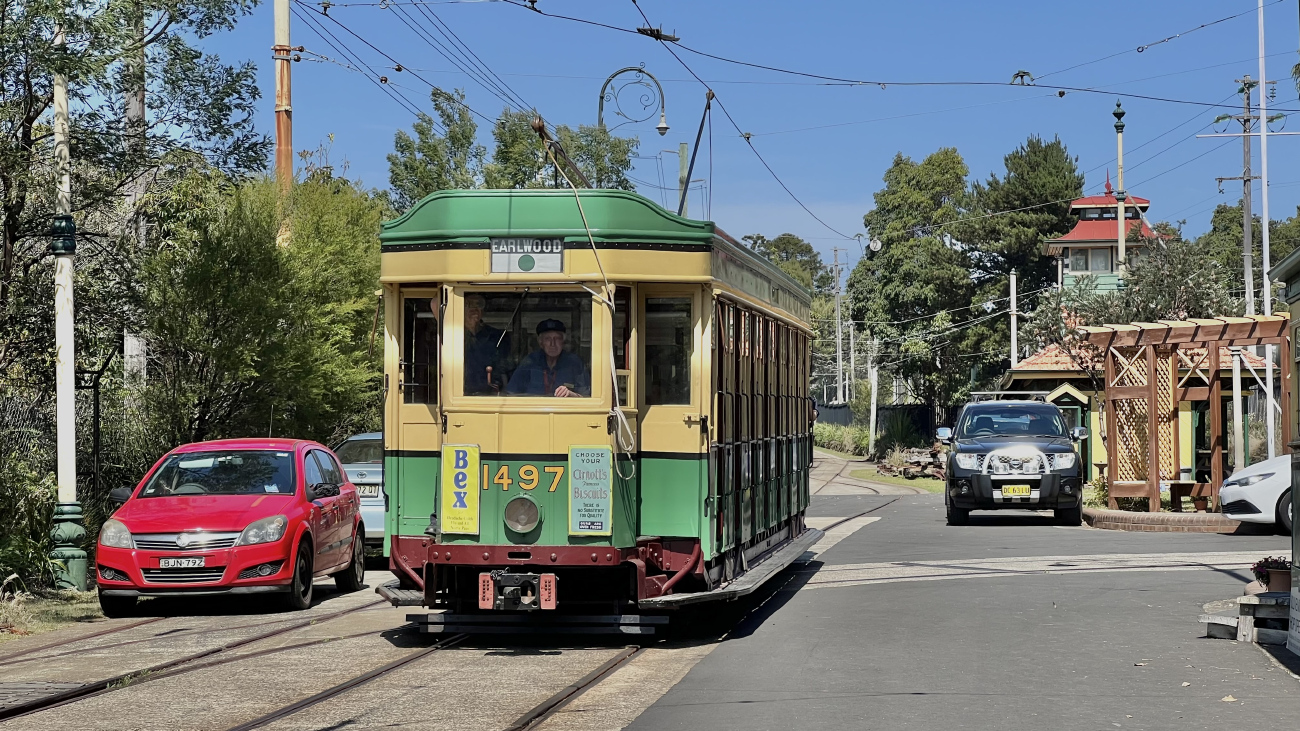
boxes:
[597,64,668,136]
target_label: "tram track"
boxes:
[0,598,386,723]
[0,617,166,665]
[503,645,644,731]
[222,632,468,731]
[0,612,337,669]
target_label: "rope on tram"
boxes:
[540,128,637,480]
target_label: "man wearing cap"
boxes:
[507,319,590,397]
[464,294,510,395]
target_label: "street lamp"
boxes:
[598,64,668,135]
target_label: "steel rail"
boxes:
[0,598,385,722]
[0,612,335,669]
[222,632,469,731]
[503,646,644,731]
[0,616,166,665]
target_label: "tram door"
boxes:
[637,287,706,540]
[388,287,442,541]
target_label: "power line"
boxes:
[291,4,426,119]
[628,1,855,239]
[1033,2,1281,81]
[503,1,1300,113]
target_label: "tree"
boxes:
[387,88,484,210]
[742,233,833,293]
[961,135,1083,291]
[849,148,978,416]
[0,0,266,381]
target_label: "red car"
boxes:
[95,438,366,617]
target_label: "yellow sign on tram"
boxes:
[441,445,481,534]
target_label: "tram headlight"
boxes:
[504,496,541,533]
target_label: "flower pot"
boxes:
[1266,568,1291,593]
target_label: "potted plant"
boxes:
[1251,556,1293,593]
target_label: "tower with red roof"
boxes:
[1044,172,1156,291]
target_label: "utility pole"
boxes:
[1232,347,1246,471]
[832,248,844,403]
[677,142,688,218]
[849,319,856,402]
[273,0,294,185]
[1113,102,1128,277]
[1009,269,1019,368]
[1257,0,1276,458]
[1209,77,1260,315]
[868,337,879,458]
[50,21,86,590]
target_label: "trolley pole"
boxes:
[273,0,293,186]
[50,21,86,591]
[677,142,688,218]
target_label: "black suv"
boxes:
[938,400,1087,526]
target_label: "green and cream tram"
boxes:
[377,188,820,633]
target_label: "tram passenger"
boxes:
[463,294,510,395]
[506,319,590,398]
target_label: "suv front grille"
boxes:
[133,533,240,551]
[141,567,226,584]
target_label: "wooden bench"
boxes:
[1167,480,1218,512]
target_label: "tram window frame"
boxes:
[613,286,634,407]
[455,288,597,400]
[644,296,695,406]
[402,291,439,404]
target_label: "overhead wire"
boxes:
[291,4,427,119]
[628,0,855,239]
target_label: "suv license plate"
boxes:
[160,557,205,569]
[1001,485,1031,497]
[357,484,381,499]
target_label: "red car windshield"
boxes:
[138,450,296,498]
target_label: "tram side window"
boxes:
[645,297,693,405]
[403,297,438,404]
[464,291,593,398]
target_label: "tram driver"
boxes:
[463,294,510,395]
[506,319,590,398]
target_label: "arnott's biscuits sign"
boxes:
[568,445,613,536]
[491,237,563,273]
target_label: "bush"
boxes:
[813,423,872,457]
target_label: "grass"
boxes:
[814,446,864,461]
[849,468,946,494]
[0,589,103,645]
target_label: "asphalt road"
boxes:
[628,493,1299,731]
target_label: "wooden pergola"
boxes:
[1078,315,1291,512]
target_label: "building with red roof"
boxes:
[1044,175,1156,292]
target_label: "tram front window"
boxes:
[403,297,437,404]
[462,292,592,398]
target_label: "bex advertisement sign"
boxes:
[568,446,613,536]
[441,445,480,534]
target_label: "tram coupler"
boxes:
[479,570,557,611]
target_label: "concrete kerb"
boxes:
[1083,507,1248,533]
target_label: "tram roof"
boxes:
[380,188,810,300]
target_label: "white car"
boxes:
[1220,454,1293,534]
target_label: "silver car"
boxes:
[334,432,385,548]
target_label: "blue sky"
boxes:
[207,0,1300,271]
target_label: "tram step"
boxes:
[407,612,669,635]
[376,582,425,606]
[638,527,825,609]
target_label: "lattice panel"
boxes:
[1111,348,1148,482]
[1154,348,1178,480]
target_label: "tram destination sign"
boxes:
[491,237,563,274]
[568,445,613,536]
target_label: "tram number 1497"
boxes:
[481,464,566,492]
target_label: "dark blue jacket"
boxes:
[506,350,590,396]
